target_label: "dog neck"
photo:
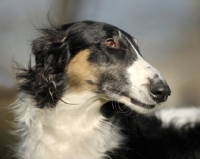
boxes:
[15,92,124,159]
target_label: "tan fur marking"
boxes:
[67,49,98,91]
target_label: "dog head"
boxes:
[18,21,171,114]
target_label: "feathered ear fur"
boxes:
[17,28,69,108]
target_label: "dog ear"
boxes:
[31,28,70,108]
[17,28,70,108]
[32,29,69,74]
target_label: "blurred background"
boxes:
[0,0,200,158]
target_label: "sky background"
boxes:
[0,0,200,105]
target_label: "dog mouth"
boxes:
[129,97,155,109]
[118,91,156,109]
[106,89,155,109]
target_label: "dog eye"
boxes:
[104,39,119,49]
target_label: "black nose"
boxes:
[150,83,171,102]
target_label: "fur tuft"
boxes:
[16,28,69,108]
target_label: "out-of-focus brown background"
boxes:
[0,0,200,158]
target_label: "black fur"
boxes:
[102,103,200,159]
[16,28,69,108]
[16,21,139,108]
[16,21,200,158]
[136,115,200,159]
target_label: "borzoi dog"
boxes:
[13,21,200,159]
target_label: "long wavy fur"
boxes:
[16,28,69,108]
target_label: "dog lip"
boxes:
[106,88,155,109]
[119,92,155,109]
[130,97,155,109]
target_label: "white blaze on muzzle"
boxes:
[124,36,167,106]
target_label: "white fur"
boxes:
[13,92,124,159]
[155,107,200,128]
[116,36,165,114]
[13,31,169,159]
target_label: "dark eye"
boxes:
[104,38,119,49]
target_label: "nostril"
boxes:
[150,83,171,102]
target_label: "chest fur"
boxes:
[15,98,124,159]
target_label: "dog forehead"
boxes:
[66,21,140,62]
[65,21,138,48]
[69,22,119,41]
